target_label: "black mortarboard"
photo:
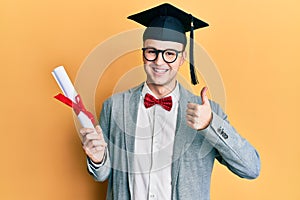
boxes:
[128,3,209,85]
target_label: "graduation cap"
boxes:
[128,3,209,85]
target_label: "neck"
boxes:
[146,81,176,99]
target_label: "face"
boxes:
[143,39,186,91]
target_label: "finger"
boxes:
[83,133,100,146]
[186,109,194,117]
[85,132,101,141]
[186,109,199,118]
[186,120,194,128]
[200,87,209,105]
[95,125,104,139]
[88,139,106,148]
[95,125,101,132]
[84,138,107,149]
[87,145,106,155]
[79,127,95,136]
[186,115,196,124]
[84,146,100,157]
[186,118,197,129]
[83,134,105,147]
[187,102,199,110]
[85,143,107,157]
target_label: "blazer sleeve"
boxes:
[86,99,112,182]
[200,100,261,179]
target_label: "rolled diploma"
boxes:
[52,66,95,129]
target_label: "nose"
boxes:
[154,52,165,66]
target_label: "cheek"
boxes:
[143,57,152,65]
[143,61,152,69]
[143,63,152,73]
[169,62,181,71]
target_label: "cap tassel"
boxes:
[190,15,198,85]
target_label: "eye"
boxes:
[145,48,157,54]
[165,50,176,56]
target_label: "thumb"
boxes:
[200,87,209,105]
[95,125,103,136]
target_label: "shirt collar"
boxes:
[142,82,180,103]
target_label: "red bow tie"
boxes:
[144,93,173,111]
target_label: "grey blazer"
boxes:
[88,83,260,200]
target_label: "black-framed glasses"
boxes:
[142,47,183,63]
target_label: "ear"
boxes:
[179,50,187,66]
[142,42,146,63]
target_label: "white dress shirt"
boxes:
[133,82,180,200]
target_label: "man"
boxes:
[79,3,260,200]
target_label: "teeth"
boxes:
[154,68,168,73]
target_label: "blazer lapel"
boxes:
[171,84,199,189]
[124,83,143,197]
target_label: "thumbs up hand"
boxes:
[186,87,213,130]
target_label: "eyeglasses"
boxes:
[142,47,183,63]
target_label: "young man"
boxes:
[79,3,260,200]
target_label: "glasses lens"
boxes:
[163,50,177,63]
[144,48,157,61]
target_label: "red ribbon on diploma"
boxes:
[54,93,96,125]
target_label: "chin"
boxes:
[148,78,166,85]
[149,79,174,88]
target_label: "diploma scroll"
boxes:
[52,66,95,129]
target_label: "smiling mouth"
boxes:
[153,67,169,73]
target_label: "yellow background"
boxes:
[1,0,300,199]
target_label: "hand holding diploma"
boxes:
[52,66,107,163]
[80,125,107,164]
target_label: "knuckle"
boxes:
[91,140,98,146]
[86,133,94,140]
[79,128,86,135]
[82,137,87,145]
[83,146,89,154]
[100,145,105,150]
[82,141,89,149]
[85,140,92,148]
[85,135,91,141]
[101,142,107,147]
[96,125,102,132]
